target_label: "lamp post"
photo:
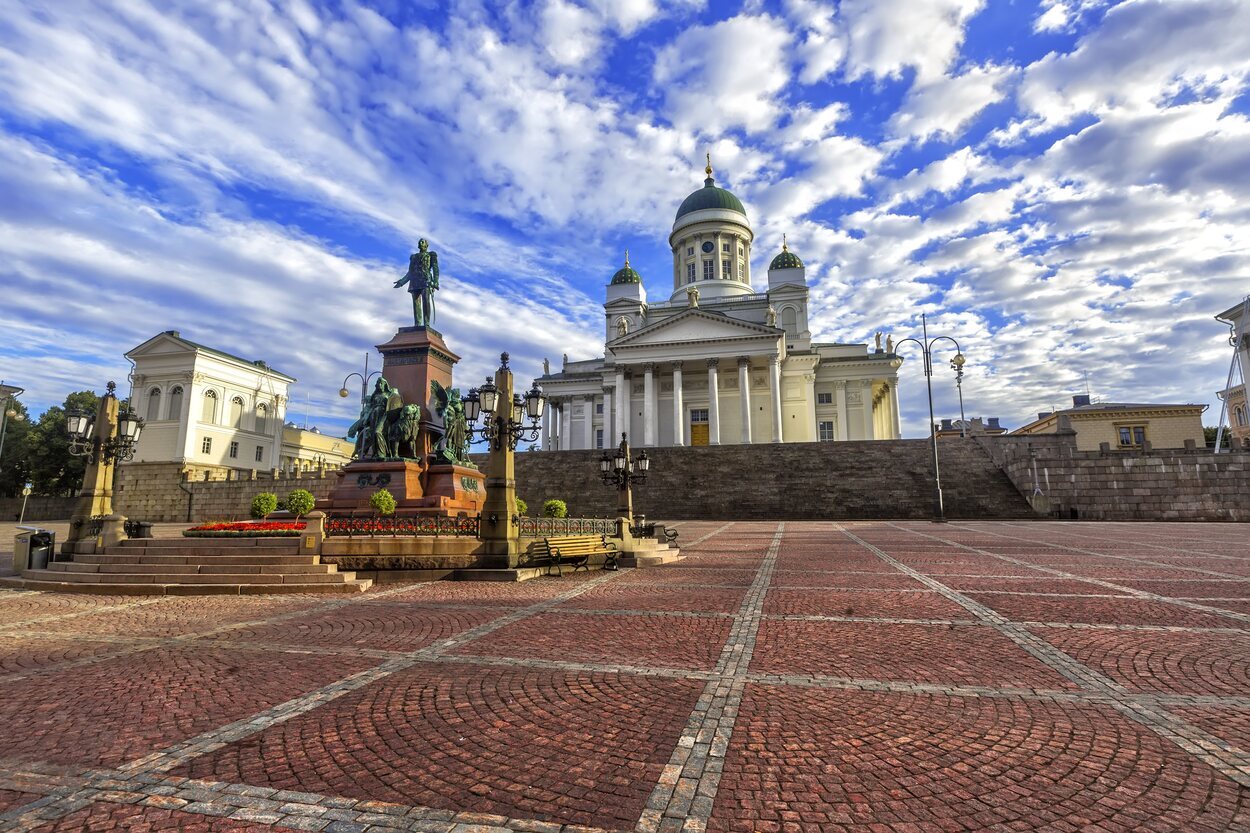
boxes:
[339,352,381,404]
[951,353,967,438]
[461,353,545,567]
[599,433,649,525]
[893,314,966,522]
[0,382,24,474]
[63,381,145,550]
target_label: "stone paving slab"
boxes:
[0,520,1246,833]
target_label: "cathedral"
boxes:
[538,158,903,449]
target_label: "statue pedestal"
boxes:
[376,326,460,410]
[322,460,485,517]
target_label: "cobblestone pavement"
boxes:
[0,520,1247,832]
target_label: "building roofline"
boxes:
[127,331,297,382]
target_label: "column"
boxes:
[551,400,561,450]
[542,401,551,450]
[643,363,656,446]
[672,362,685,446]
[614,367,627,441]
[738,357,752,443]
[834,381,849,441]
[768,355,782,442]
[714,232,723,280]
[707,358,721,445]
[603,385,614,448]
[672,248,681,291]
[890,382,902,439]
[583,395,594,450]
[806,374,818,442]
[861,380,875,440]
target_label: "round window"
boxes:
[701,241,715,254]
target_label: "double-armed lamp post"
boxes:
[599,433,649,524]
[338,352,381,405]
[893,314,966,522]
[63,381,145,550]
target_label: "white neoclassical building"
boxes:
[538,159,904,450]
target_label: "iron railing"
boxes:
[515,516,616,537]
[324,515,481,538]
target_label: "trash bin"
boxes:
[12,530,33,573]
[29,531,54,570]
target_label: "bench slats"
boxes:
[523,534,619,576]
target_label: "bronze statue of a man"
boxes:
[394,239,440,328]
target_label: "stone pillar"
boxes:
[602,385,613,449]
[550,400,561,450]
[481,357,519,567]
[66,390,120,553]
[707,358,721,445]
[834,381,849,441]
[890,382,902,438]
[806,374,818,442]
[643,363,656,446]
[768,355,782,443]
[738,357,752,443]
[672,362,685,446]
[542,401,551,450]
[583,395,594,450]
[672,247,681,291]
[615,367,627,440]
[862,380,875,440]
[714,233,723,280]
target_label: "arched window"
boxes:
[255,402,268,435]
[146,387,161,422]
[201,389,218,423]
[230,396,245,428]
[1237,406,1247,427]
[780,307,798,338]
[168,386,183,419]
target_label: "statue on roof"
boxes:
[543,357,550,375]
[394,239,440,328]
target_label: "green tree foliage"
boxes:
[515,497,528,516]
[1203,426,1231,449]
[0,399,33,498]
[369,488,397,516]
[250,492,279,519]
[542,498,567,518]
[0,391,99,497]
[286,488,316,518]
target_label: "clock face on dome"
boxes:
[701,241,714,253]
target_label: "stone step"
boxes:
[0,577,372,595]
[121,537,302,549]
[47,562,337,576]
[19,569,357,585]
[107,544,302,556]
[82,553,320,566]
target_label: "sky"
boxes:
[1,0,1248,438]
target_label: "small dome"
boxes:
[769,234,803,270]
[610,250,641,285]
[675,156,747,222]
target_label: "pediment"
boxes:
[611,309,782,349]
[125,332,194,358]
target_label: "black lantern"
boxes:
[65,409,93,442]
[463,388,481,423]
[524,381,546,420]
[478,377,499,415]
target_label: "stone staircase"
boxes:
[5,538,372,595]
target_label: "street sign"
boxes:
[21,484,32,496]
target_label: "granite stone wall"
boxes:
[114,462,336,522]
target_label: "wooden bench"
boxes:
[523,535,619,576]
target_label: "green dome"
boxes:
[675,158,746,222]
[610,251,641,285]
[769,235,803,270]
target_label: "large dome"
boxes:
[675,158,746,222]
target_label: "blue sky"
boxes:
[1,0,1248,437]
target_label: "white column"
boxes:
[643,363,656,446]
[890,382,902,439]
[707,358,721,445]
[862,380,875,440]
[834,381,849,441]
[673,248,681,292]
[806,374,818,442]
[552,400,562,450]
[738,357,752,444]
[542,401,551,450]
[672,362,685,446]
[602,386,613,448]
[615,368,627,440]
[583,395,594,450]
[768,355,782,443]
[714,233,723,280]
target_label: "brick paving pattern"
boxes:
[0,520,1244,833]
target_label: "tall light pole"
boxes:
[893,314,966,522]
[339,353,381,404]
[951,353,967,437]
[0,381,24,474]
[599,433,650,526]
[63,381,144,551]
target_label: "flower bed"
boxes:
[183,521,307,538]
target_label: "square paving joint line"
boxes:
[636,522,784,833]
[858,522,1250,789]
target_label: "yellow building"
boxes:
[280,424,352,474]
[1012,395,1206,451]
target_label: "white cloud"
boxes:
[890,63,1016,142]
[839,0,986,82]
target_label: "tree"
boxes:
[0,399,33,498]
[1204,426,1231,449]
[8,391,100,497]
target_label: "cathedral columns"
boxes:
[861,380,875,440]
[834,381,849,441]
[583,395,594,450]
[714,233,724,280]
[738,357,752,444]
[643,363,656,446]
[542,401,551,450]
[672,362,684,446]
[614,367,627,440]
[603,385,614,447]
[890,383,902,439]
[707,358,721,445]
[768,355,782,443]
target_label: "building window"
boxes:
[255,445,264,462]
[168,386,183,420]
[201,436,212,454]
[229,440,239,459]
[738,261,744,280]
[596,402,603,415]
[686,262,696,283]
[201,390,218,423]
[255,403,268,435]
[703,259,714,280]
[781,307,798,337]
[722,258,730,278]
[690,408,709,423]
[1117,425,1147,447]
[146,387,161,422]
[722,242,730,252]
[818,421,835,441]
[596,429,604,449]
[1236,406,1247,427]
[817,392,833,405]
[686,246,694,256]
[230,396,245,427]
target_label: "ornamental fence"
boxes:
[324,515,481,538]
[515,516,616,537]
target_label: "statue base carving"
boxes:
[321,460,485,517]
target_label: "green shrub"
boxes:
[515,498,528,516]
[286,488,316,518]
[250,492,278,519]
[370,488,397,516]
[542,499,567,518]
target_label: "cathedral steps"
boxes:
[4,537,372,595]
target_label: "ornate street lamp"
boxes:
[339,352,381,403]
[0,381,24,474]
[462,354,544,452]
[893,315,967,522]
[66,383,145,464]
[599,432,649,523]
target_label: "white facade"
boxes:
[127,330,294,470]
[539,164,903,450]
